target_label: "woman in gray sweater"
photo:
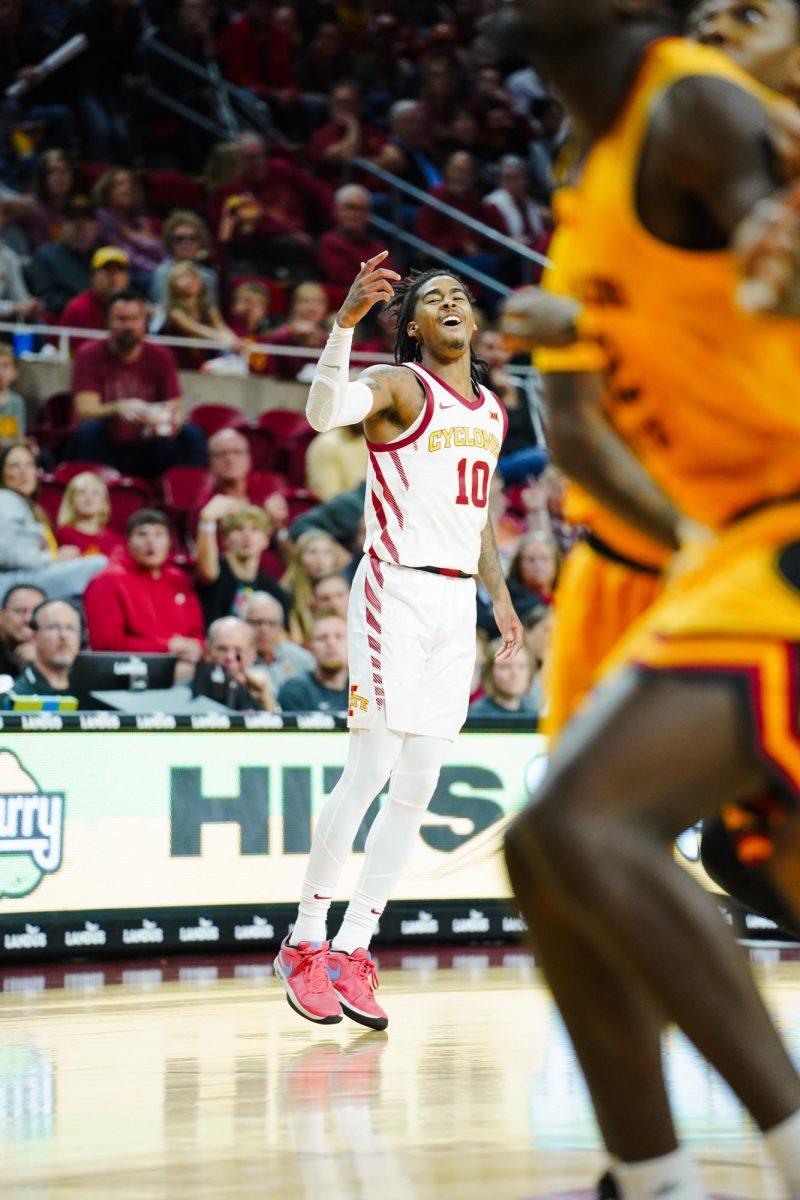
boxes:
[0,442,107,600]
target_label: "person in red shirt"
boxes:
[268,282,331,381]
[210,132,331,280]
[84,508,204,678]
[216,0,297,112]
[60,246,131,354]
[55,470,125,558]
[306,83,395,191]
[69,289,206,477]
[316,185,394,308]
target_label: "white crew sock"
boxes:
[764,1108,800,1194]
[613,1148,705,1200]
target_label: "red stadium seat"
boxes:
[144,169,205,215]
[187,403,248,437]
[257,409,314,482]
[240,424,276,472]
[52,462,121,485]
[247,470,290,505]
[282,487,320,522]
[28,392,78,456]
[159,466,212,545]
[37,473,65,526]
[107,477,153,534]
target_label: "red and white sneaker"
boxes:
[274,936,343,1024]
[327,947,388,1030]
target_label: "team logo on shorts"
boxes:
[348,684,369,717]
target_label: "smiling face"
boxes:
[408,275,476,360]
[2,444,37,498]
[689,0,800,94]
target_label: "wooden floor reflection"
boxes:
[0,945,797,1199]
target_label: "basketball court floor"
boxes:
[0,944,797,1199]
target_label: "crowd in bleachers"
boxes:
[0,0,573,718]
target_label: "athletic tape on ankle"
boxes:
[306,322,374,432]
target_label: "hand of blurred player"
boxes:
[735,180,800,316]
[337,251,401,330]
[492,595,524,661]
[666,516,717,582]
[500,287,581,352]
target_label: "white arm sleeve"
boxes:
[306,322,375,433]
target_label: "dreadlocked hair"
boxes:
[385,268,490,390]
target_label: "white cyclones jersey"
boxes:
[363,361,508,575]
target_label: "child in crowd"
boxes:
[0,343,27,441]
[158,262,240,368]
[55,471,125,558]
[268,281,331,380]
[230,281,273,374]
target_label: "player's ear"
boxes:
[407,320,419,340]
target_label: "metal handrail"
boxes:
[352,157,551,270]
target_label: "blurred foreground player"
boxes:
[273,254,522,1029]
[490,2,800,1198]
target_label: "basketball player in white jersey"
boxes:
[274,252,523,1029]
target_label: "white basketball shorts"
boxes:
[347,554,477,740]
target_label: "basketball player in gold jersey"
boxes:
[489,3,800,1199]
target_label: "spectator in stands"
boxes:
[60,246,131,353]
[155,262,239,368]
[305,423,367,501]
[91,168,166,284]
[200,615,277,711]
[70,289,206,477]
[83,508,204,676]
[195,502,289,627]
[230,282,272,374]
[0,211,42,322]
[15,148,76,253]
[472,326,541,464]
[0,341,26,440]
[297,21,353,96]
[316,185,391,305]
[244,590,314,693]
[215,0,300,137]
[306,85,394,190]
[383,99,442,196]
[521,602,554,715]
[417,55,464,149]
[149,211,217,307]
[528,96,569,203]
[212,132,330,281]
[189,426,289,543]
[506,532,559,617]
[310,571,350,619]
[414,150,503,281]
[280,529,343,644]
[268,281,331,381]
[277,612,349,714]
[29,194,99,316]
[0,440,107,599]
[468,639,536,717]
[0,582,45,678]
[67,0,145,161]
[146,0,220,170]
[353,305,395,366]
[11,598,81,699]
[55,471,125,558]
[354,15,420,124]
[483,155,550,269]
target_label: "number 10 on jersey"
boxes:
[456,458,490,508]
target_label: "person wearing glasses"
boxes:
[149,211,218,308]
[10,599,81,699]
[243,591,313,693]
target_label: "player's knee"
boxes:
[387,768,440,811]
